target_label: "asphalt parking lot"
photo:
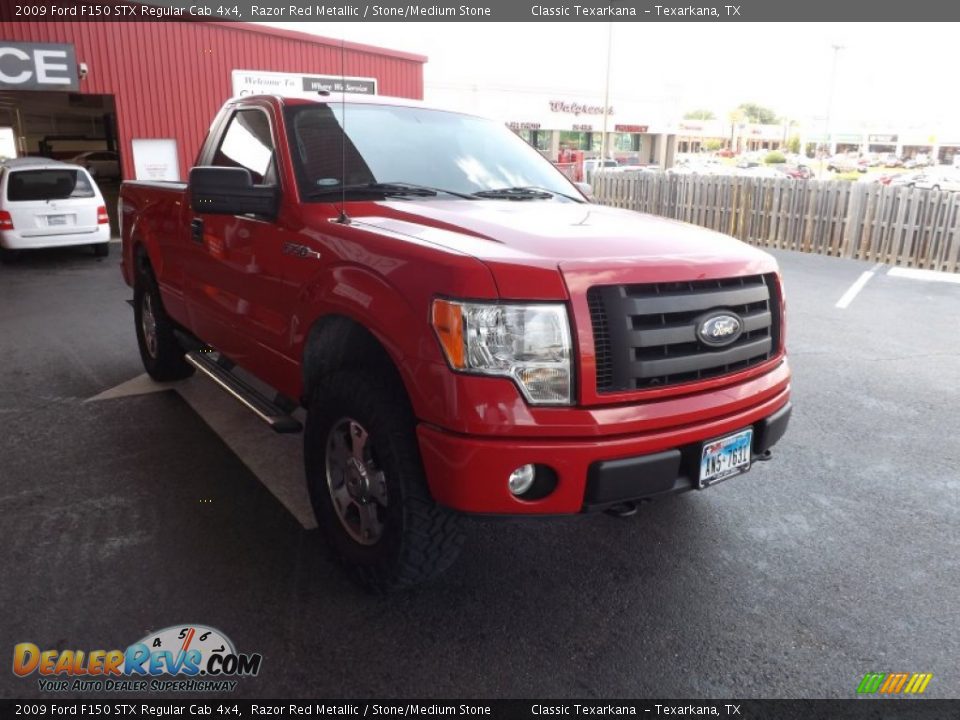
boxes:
[1,245,958,699]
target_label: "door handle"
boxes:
[190,218,204,244]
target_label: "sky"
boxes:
[263,22,957,131]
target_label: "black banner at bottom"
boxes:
[1,700,958,720]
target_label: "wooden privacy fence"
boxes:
[592,172,960,273]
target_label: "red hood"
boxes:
[346,199,778,299]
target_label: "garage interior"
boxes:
[0,90,120,233]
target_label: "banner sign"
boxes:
[0,41,78,91]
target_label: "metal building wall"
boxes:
[0,21,426,178]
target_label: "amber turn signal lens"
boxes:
[431,299,466,369]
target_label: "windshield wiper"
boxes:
[303,182,435,200]
[472,186,583,202]
[303,182,475,201]
[380,181,477,199]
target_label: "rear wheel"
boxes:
[93,242,110,258]
[305,370,465,593]
[0,247,19,264]
[133,263,194,381]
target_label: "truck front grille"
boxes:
[587,274,781,392]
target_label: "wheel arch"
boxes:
[132,237,152,276]
[302,314,416,415]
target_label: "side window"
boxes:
[212,109,277,185]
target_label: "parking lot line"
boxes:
[84,372,177,402]
[887,267,960,285]
[835,263,884,309]
[87,373,317,529]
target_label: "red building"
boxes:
[0,21,425,179]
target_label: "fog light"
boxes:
[508,464,536,496]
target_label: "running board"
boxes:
[184,351,303,434]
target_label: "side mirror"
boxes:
[189,166,278,217]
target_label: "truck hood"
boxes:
[352,199,777,298]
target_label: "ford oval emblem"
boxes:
[697,312,743,347]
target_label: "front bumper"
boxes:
[417,387,791,515]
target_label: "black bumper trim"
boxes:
[753,401,792,455]
[583,401,792,511]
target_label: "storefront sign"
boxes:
[232,69,377,98]
[572,124,593,132]
[301,76,377,95]
[0,42,78,91]
[549,100,613,116]
[507,121,541,130]
[868,134,898,144]
[614,124,649,133]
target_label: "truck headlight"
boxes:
[431,299,573,406]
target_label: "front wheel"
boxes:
[305,370,465,592]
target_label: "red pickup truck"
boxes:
[120,94,791,591]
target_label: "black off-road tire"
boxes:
[93,242,110,258]
[133,264,194,381]
[305,370,465,593]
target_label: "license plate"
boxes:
[47,215,68,226]
[699,428,753,488]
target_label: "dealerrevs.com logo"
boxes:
[13,624,262,693]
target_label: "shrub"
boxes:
[764,151,787,164]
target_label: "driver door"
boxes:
[184,105,296,387]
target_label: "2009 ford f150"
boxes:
[120,94,791,591]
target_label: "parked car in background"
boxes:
[826,154,868,173]
[583,158,619,177]
[914,169,960,192]
[69,150,121,181]
[0,158,110,262]
[779,165,813,180]
[888,172,927,188]
[882,154,903,168]
[903,155,934,170]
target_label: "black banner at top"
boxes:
[1,699,959,720]
[2,0,960,21]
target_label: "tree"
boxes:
[736,103,778,125]
[704,139,725,152]
[683,109,716,120]
[785,135,801,154]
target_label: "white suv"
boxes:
[0,158,111,261]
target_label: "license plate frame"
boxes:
[698,427,753,489]
[46,214,68,226]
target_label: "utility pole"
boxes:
[599,22,613,160]
[819,43,844,179]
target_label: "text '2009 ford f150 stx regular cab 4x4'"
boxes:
[120,94,791,591]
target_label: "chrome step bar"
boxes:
[184,351,303,434]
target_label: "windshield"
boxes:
[284,103,581,200]
[6,169,95,202]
